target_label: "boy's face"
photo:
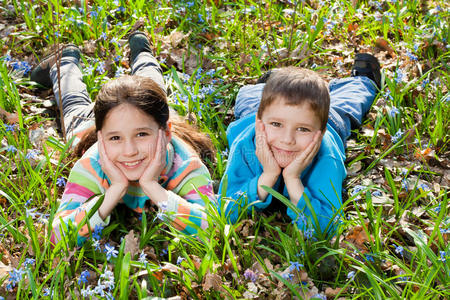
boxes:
[259,98,323,168]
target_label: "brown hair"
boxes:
[73,75,215,163]
[257,67,330,131]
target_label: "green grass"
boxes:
[0,0,449,298]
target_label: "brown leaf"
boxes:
[123,230,139,258]
[203,272,226,292]
[0,107,19,124]
[375,38,395,57]
[0,261,12,280]
[325,286,345,297]
[344,225,373,252]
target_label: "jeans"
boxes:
[234,76,377,145]
[50,52,165,137]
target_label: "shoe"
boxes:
[351,53,381,89]
[128,31,152,64]
[256,68,279,84]
[30,44,81,89]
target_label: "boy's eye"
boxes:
[296,127,311,132]
[109,136,120,141]
[270,122,282,127]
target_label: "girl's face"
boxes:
[100,103,168,181]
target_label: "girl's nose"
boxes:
[123,140,138,156]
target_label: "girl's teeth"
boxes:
[124,161,140,167]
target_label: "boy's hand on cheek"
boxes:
[282,130,322,181]
[255,119,281,177]
[97,131,129,191]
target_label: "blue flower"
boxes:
[43,287,53,296]
[393,244,404,257]
[406,51,418,61]
[25,198,32,206]
[311,294,326,300]
[78,270,90,285]
[138,251,147,264]
[351,185,365,196]
[401,179,408,191]
[117,6,126,13]
[104,243,118,261]
[25,149,40,160]
[92,238,101,251]
[96,61,106,74]
[418,183,430,191]
[80,287,93,297]
[296,250,305,258]
[304,227,314,239]
[289,261,303,271]
[391,129,404,143]
[439,251,446,263]
[389,106,400,117]
[282,272,294,281]
[26,208,41,219]
[395,69,404,84]
[90,10,98,18]
[92,224,104,240]
[56,177,66,187]
[7,268,25,289]
[5,124,16,132]
[160,248,168,256]
[23,258,35,267]
[372,190,382,197]
[186,1,195,7]
[365,253,375,262]
[176,256,185,265]
[100,32,107,40]
[243,269,258,282]
[6,145,17,153]
[347,270,356,280]
[115,66,125,77]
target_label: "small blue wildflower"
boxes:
[282,272,294,281]
[43,287,53,296]
[115,66,125,77]
[311,294,326,300]
[23,258,35,268]
[26,208,41,219]
[186,1,195,8]
[365,253,375,262]
[100,32,107,40]
[117,21,123,27]
[2,54,12,62]
[25,149,40,160]
[311,25,316,30]
[372,190,382,197]
[289,261,303,271]
[96,61,106,74]
[155,211,165,221]
[393,244,404,257]
[56,177,66,187]
[406,51,418,61]
[347,270,356,280]
[6,145,17,153]
[176,256,185,265]
[160,248,168,256]
[90,10,98,18]
[104,243,118,261]
[400,168,408,176]
[243,269,258,282]
[398,270,408,281]
[138,251,147,264]
[78,270,90,285]
[111,38,119,46]
[389,106,400,117]
[92,224,104,240]
[221,148,229,157]
[235,190,245,197]
[80,287,93,297]
[25,198,32,206]
[5,124,16,132]
[401,179,408,191]
[395,69,404,84]
[351,185,365,196]
[117,6,126,13]
[391,129,404,143]
[418,183,430,191]
[304,227,314,239]
[7,268,25,289]
[311,63,317,69]
[296,250,305,258]
[439,251,446,263]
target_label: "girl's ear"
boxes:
[165,122,172,141]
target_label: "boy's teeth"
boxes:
[124,161,139,167]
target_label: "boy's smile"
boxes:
[260,98,323,168]
[100,103,167,181]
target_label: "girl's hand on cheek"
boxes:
[255,119,281,177]
[139,129,168,185]
[283,130,322,181]
[97,131,129,190]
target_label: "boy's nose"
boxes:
[280,131,295,144]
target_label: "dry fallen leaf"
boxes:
[124,230,139,258]
[203,271,226,293]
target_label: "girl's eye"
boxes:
[296,127,311,132]
[137,132,149,137]
[270,122,282,127]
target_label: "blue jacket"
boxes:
[219,113,347,234]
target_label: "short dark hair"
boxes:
[257,67,330,131]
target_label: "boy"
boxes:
[219,54,380,235]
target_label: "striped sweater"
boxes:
[51,136,215,245]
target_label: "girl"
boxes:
[30,32,215,245]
